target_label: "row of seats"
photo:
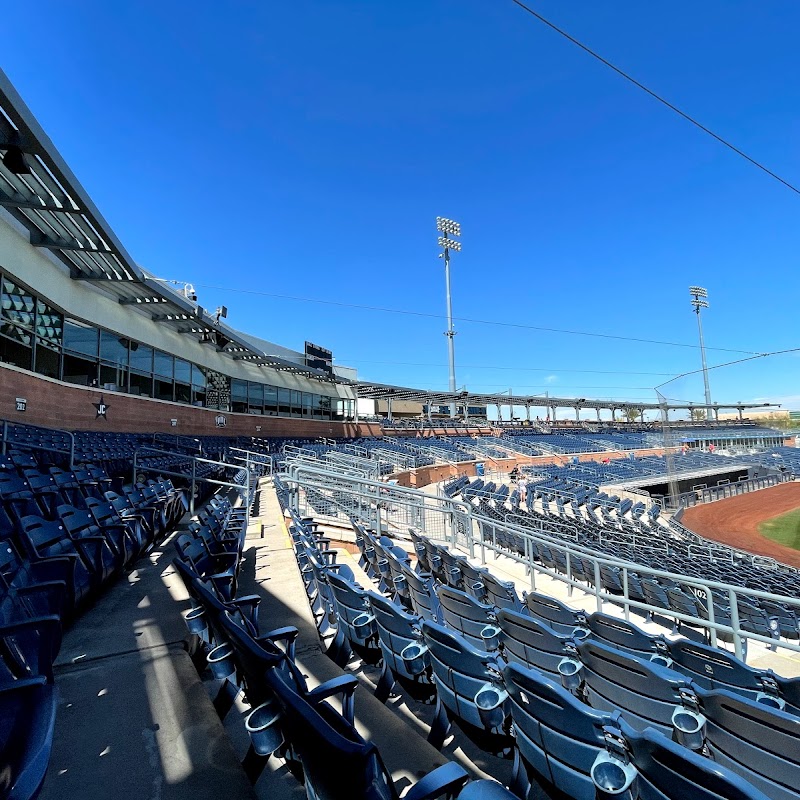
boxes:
[280,494,798,800]
[175,481,515,800]
[0,441,197,800]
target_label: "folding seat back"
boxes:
[481,572,521,612]
[56,503,122,577]
[437,547,469,590]
[573,639,693,736]
[0,676,59,800]
[17,516,95,605]
[367,591,434,702]
[524,590,586,635]
[327,571,381,664]
[496,608,581,677]
[667,638,785,708]
[457,559,489,602]
[421,620,510,747]
[585,612,669,660]
[760,600,800,640]
[398,562,441,623]
[265,663,487,800]
[504,662,619,800]
[622,721,771,800]
[436,587,499,652]
[697,687,800,800]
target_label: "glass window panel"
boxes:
[100,330,129,366]
[192,386,206,406]
[175,383,191,404]
[153,350,173,378]
[174,359,191,383]
[35,300,63,346]
[34,338,60,379]
[129,371,152,397]
[248,382,263,414]
[278,388,291,415]
[264,385,278,414]
[291,390,302,416]
[302,392,312,416]
[128,342,153,373]
[63,319,98,357]
[191,364,206,387]
[99,362,127,391]
[63,353,97,386]
[319,396,332,419]
[0,323,32,369]
[231,379,248,413]
[153,377,173,401]
[1,278,35,329]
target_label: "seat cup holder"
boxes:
[393,574,408,593]
[400,642,429,676]
[245,699,284,756]
[649,654,673,668]
[572,627,590,642]
[474,683,509,730]
[756,692,786,710]
[378,558,391,576]
[207,642,235,680]
[557,657,583,693]
[352,612,376,640]
[480,625,501,652]
[671,707,706,751]
[590,753,637,799]
[184,607,208,638]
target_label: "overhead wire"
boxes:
[509,0,800,196]
[153,278,760,356]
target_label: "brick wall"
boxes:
[0,363,381,438]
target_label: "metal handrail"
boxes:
[133,446,251,519]
[1,419,75,469]
[287,460,800,662]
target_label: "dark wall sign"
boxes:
[15,397,26,412]
[305,341,333,374]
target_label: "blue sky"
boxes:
[4,1,800,414]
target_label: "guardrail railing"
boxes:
[1,420,75,469]
[284,457,800,663]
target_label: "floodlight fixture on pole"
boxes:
[437,217,461,418]
[690,286,713,419]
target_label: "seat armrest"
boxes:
[257,625,299,660]
[307,674,358,724]
[404,762,470,800]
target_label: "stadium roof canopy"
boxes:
[356,381,779,413]
[0,69,336,383]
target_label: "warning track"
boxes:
[680,482,800,569]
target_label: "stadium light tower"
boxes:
[437,217,461,418]
[690,286,713,420]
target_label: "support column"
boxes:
[713,406,719,422]
[640,408,645,424]
[575,406,581,422]
[738,407,743,421]
[596,408,601,423]
[526,403,531,422]
[387,397,393,424]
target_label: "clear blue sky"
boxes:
[4,1,800,414]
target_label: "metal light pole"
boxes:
[690,286,713,420]
[437,217,461,418]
